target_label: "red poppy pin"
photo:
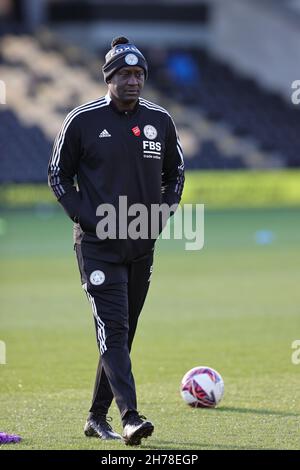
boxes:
[132,126,141,137]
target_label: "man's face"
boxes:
[107,66,145,103]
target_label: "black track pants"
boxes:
[75,244,154,419]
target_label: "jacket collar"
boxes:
[106,92,140,116]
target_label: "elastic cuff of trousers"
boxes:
[89,409,108,418]
[121,409,138,424]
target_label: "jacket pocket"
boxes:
[78,203,97,234]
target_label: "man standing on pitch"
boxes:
[48,37,184,446]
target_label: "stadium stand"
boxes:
[0,30,299,184]
[151,47,300,169]
[0,108,50,183]
[0,32,106,183]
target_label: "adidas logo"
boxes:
[99,129,111,138]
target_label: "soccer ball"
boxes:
[180,366,224,408]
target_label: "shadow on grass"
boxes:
[215,406,299,418]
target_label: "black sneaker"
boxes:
[84,414,122,440]
[122,413,154,446]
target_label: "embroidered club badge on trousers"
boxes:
[90,270,105,286]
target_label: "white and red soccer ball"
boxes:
[180,366,224,408]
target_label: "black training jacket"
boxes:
[48,94,185,263]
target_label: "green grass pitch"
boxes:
[0,207,299,450]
